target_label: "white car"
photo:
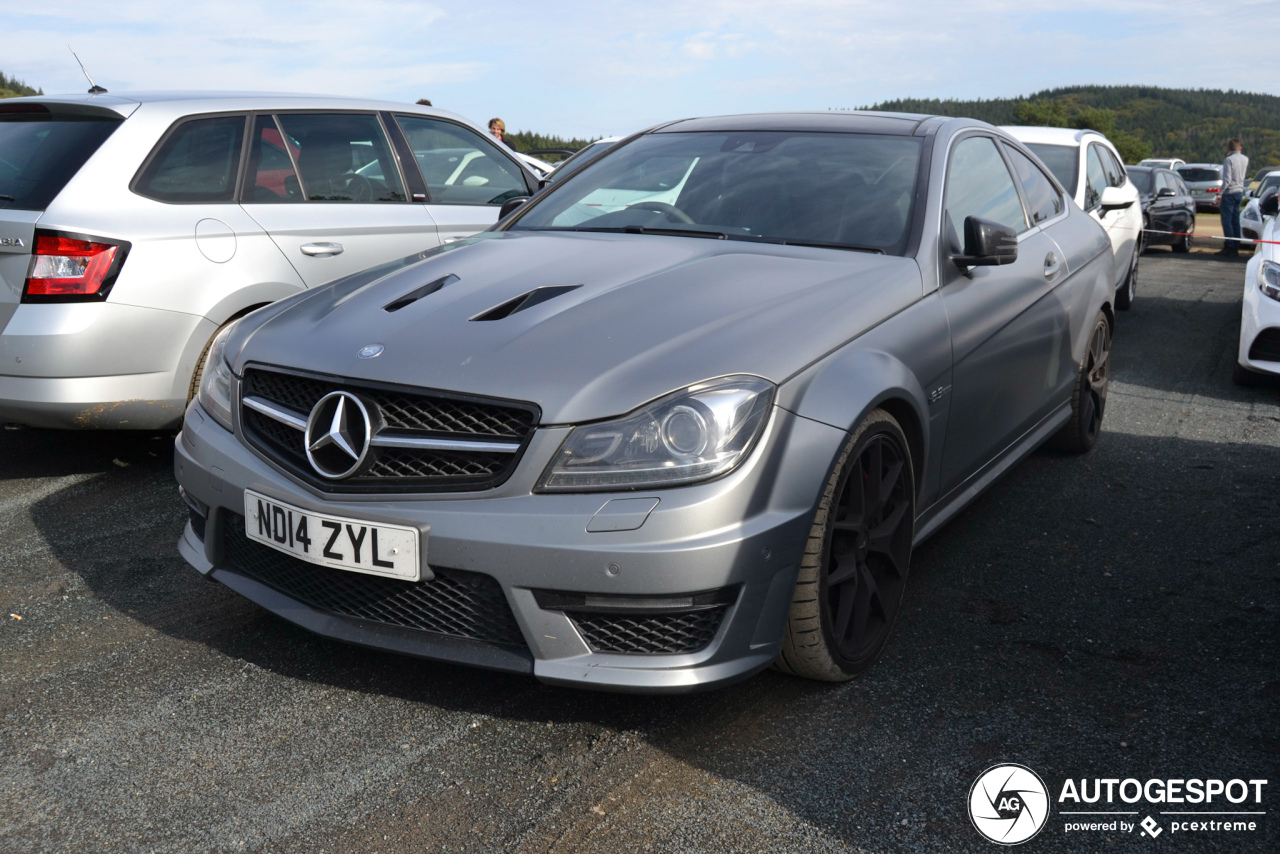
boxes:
[1138,157,1186,171]
[1236,192,1280,384]
[1242,171,1280,241]
[1003,126,1143,309]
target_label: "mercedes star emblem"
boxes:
[358,344,384,359]
[304,391,373,479]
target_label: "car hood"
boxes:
[233,231,923,424]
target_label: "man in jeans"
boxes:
[1219,138,1249,256]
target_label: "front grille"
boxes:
[221,513,526,648]
[1249,327,1280,362]
[569,608,727,655]
[239,366,538,493]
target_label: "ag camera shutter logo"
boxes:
[969,764,1050,845]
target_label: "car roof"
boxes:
[656,111,943,136]
[5,90,468,121]
[998,125,1105,145]
[1179,163,1220,169]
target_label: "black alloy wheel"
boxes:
[823,432,913,665]
[776,409,915,681]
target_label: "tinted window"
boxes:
[549,139,614,182]
[1025,143,1079,197]
[275,113,405,202]
[944,136,1027,246]
[0,113,121,211]
[1177,167,1222,183]
[135,115,244,203]
[243,115,302,203]
[1085,145,1108,209]
[1006,146,1063,225]
[1099,146,1125,187]
[1175,177,1191,195]
[1127,169,1152,194]
[513,131,923,255]
[1152,172,1169,193]
[395,115,527,205]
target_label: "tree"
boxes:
[1014,99,1068,127]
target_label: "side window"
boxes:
[944,136,1028,248]
[135,115,245,203]
[274,113,406,202]
[1085,145,1109,210]
[1006,146,1064,226]
[1099,145,1125,188]
[1154,172,1170,194]
[243,115,303,203]
[1176,177,1190,195]
[395,115,528,205]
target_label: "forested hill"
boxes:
[0,71,41,99]
[868,86,1280,165]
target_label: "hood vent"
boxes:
[470,285,581,321]
[383,273,459,313]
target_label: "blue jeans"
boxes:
[1221,191,1243,250]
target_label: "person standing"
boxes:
[1219,138,1249,256]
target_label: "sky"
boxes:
[6,1,1280,139]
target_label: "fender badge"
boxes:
[358,344,384,359]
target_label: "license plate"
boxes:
[243,490,422,581]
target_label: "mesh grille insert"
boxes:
[221,514,526,648]
[569,608,727,655]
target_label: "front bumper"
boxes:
[174,399,846,692]
[1238,253,1280,376]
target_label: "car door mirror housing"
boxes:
[1100,185,1136,212]
[499,196,530,219]
[952,216,1018,268]
[1157,187,1177,198]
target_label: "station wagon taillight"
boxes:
[22,232,129,302]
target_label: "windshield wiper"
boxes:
[528,225,729,240]
[0,195,15,202]
[727,235,885,254]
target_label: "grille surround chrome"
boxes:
[238,365,539,494]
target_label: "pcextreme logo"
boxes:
[969,764,1051,845]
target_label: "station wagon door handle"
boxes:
[300,242,344,257]
[1043,252,1061,280]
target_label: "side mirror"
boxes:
[1260,191,1279,217]
[1156,187,1177,199]
[952,216,1018,267]
[499,196,530,219]
[1100,185,1136,212]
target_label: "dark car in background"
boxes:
[1126,165,1195,253]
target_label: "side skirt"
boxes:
[912,401,1071,546]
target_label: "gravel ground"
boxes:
[1,251,1276,853]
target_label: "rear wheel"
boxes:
[776,409,915,681]
[1053,312,1111,453]
[1115,246,1138,310]
[1173,220,1193,253]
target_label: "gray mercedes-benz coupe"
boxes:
[174,111,1116,692]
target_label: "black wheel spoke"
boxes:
[878,458,903,505]
[850,567,877,642]
[827,562,859,588]
[869,499,907,540]
[833,581,856,638]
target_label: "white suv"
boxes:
[1002,126,1143,310]
[0,92,539,429]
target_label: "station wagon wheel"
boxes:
[1116,246,1138,310]
[1053,311,1111,453]
[776,409,915,681]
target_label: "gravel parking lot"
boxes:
[1,251,1277,853]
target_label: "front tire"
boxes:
[1053,312,1111,453]
[776,409,915,681]
[1115,245,1138,310]
[1233,362,1264,386]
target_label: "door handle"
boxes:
[1044,252,1061,280]
[300,242,344,257]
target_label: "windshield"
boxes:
[1125,169,1152,194]
[1177,167,1221,183]
[1260,175,1280,197]
[512,131,923,254]
[549,140,614,182]
[1024,143,1079,197]
[1253,168,1279,183]
[0,113,121,210]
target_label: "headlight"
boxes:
[1260,262,1280,302]
[536,375,775,492]
[196,324,237,431]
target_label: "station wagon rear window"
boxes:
[135,115,246,203]
[0,112,121,211]
[1177,167,1221,183]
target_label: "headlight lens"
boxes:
[1260,262,1280,302]
[536,375,775,492]
[196,324,237,431]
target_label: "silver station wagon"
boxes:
[0,92,538,429]
[175,111,1116,692]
